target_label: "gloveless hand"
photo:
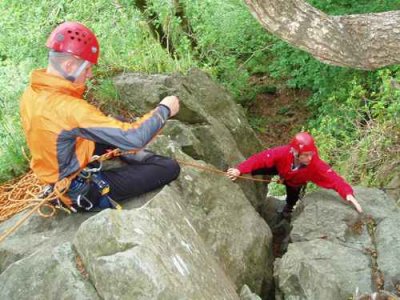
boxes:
[346,194,363,214]
[160,96,180,117]
[226,168,241,181]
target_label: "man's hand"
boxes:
[226,168,241,181]
[160,96,180,117]
[346,194,363,214]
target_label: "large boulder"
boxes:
[0,209,93,273]
[148,137,274,295]
[0,148,272,298]
[274,187,400,299]
[73,187,239,300]
[0,243,99,300]
[113,69,261,159]
[113,69,267,210]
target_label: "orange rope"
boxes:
[0,172,45,222]
[175,159,278,183]
[0,147,279,242]
[108,148,279,183]
[0,174,72,242]
[0,151,117,227]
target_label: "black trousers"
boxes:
[86,143,180,204]
[252,167,305,208]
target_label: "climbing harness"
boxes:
[51,160,122,213]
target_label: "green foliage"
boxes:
[0,60,31,181]
[181,0,274,99]
[88,78,122,116]
[0,0,399,189]
[308,68,400,187]
[306,0,400,15]
[248,116,269,134]
[261,0,400,189]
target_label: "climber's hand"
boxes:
[226,168,241,181]
[346,194,363,214]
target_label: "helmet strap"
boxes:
[69,60,89,81]
[290,147,299,158]
[49,51,89,82]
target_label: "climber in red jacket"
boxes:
[226,132,363,218]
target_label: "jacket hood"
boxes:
[30,69,86,98]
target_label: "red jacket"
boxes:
[237,145,353,199]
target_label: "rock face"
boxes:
[0,209,94,273]
[0,242,100,300]
[113,68,267,210]
[145,137,273,296]
[274,187,400,299]
[73,187,239,300]
[0,70,273,299]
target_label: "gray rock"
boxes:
[162,120,205,160]
[259,196,291,257]
[259,196,287,229]
[354,187,399,220]
[0,242,99,300]
[113,69,267,209]
[275,187,400,299]
[177,69,262,159]
[375,213,400,293]
[113,69,261,158]
[385,169,400,204]
[239,284,262,300]
[73,187,239,300]
[148,137,274,295]
[290,189,372,251]
[0,210,93,272]
[275,239,372,300]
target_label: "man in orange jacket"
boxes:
[227,132,363,218]
[20,21,180,211]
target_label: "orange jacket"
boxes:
[20,69,169,183]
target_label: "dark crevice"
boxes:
[133,0,197,58]
[73,250,102,299]
[134,0,176,55]
[346,214,400,299]
[173,0,198,50]
[364,216,385,292]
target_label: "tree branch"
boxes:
[244,0,400,70]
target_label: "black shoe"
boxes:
[280,204,293,219]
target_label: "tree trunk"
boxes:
[244,0,400,70]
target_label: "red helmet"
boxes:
[46,22,99,64]
[290,132,317,154]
